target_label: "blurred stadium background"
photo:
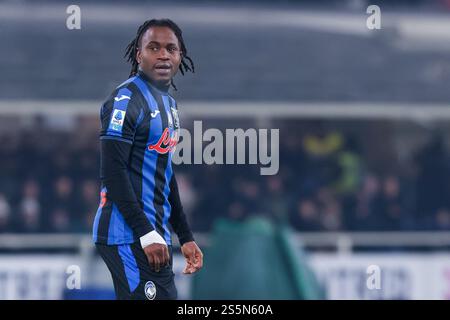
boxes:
[2,0,450,299]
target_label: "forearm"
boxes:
[100,138,154,238]
[168,174,195,245]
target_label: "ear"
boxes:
[136,47,142,64]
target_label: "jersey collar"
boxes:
[137,70,170,94]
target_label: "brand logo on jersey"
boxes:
[171,107,179,129]
[109,109,126,132]
[150,110,160,118]
[167,110,173,129]
[144,281,156,300]
[148,128,178,154]
[114,95,130,102]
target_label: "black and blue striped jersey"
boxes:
[92,70,193,246]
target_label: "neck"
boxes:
[137,69,170,93]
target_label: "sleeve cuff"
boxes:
[140,230,167,248]
[179,232,195,246]
[134,219,154,238]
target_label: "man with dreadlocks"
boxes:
[92,19,203,300]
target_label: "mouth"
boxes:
[154,64,172,76]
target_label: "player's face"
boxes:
[137,26,182,86]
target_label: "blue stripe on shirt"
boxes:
[133,77,163,231]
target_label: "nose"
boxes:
[157,48,170,60]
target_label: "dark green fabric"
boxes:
[191,217,324,299]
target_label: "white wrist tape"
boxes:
[140,230,167,249]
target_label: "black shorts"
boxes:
[96,242,177,300]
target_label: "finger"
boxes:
[192,250,202,267]
[188,256,202,273]
[184,254,192,265]
[191,263,200,273]
[146,253,154,268]
[163,246,170,266]
[188,264,198,273]
[182,262,194,274]
[166,247,170,264]
[166,246,170,265]
[187,252,196,265]
[183,268,194,274]
[195,254,203,269]
[153,255,161,272]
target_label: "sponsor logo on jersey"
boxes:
[148,128,178,154]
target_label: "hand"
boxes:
[143,243,170,272]
[181,241,203,274]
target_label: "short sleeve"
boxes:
[100,87,143,144]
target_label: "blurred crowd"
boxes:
[1,117,450,234]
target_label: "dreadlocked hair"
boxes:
[124,19,195,90]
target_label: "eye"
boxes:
[147,45,159,52]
